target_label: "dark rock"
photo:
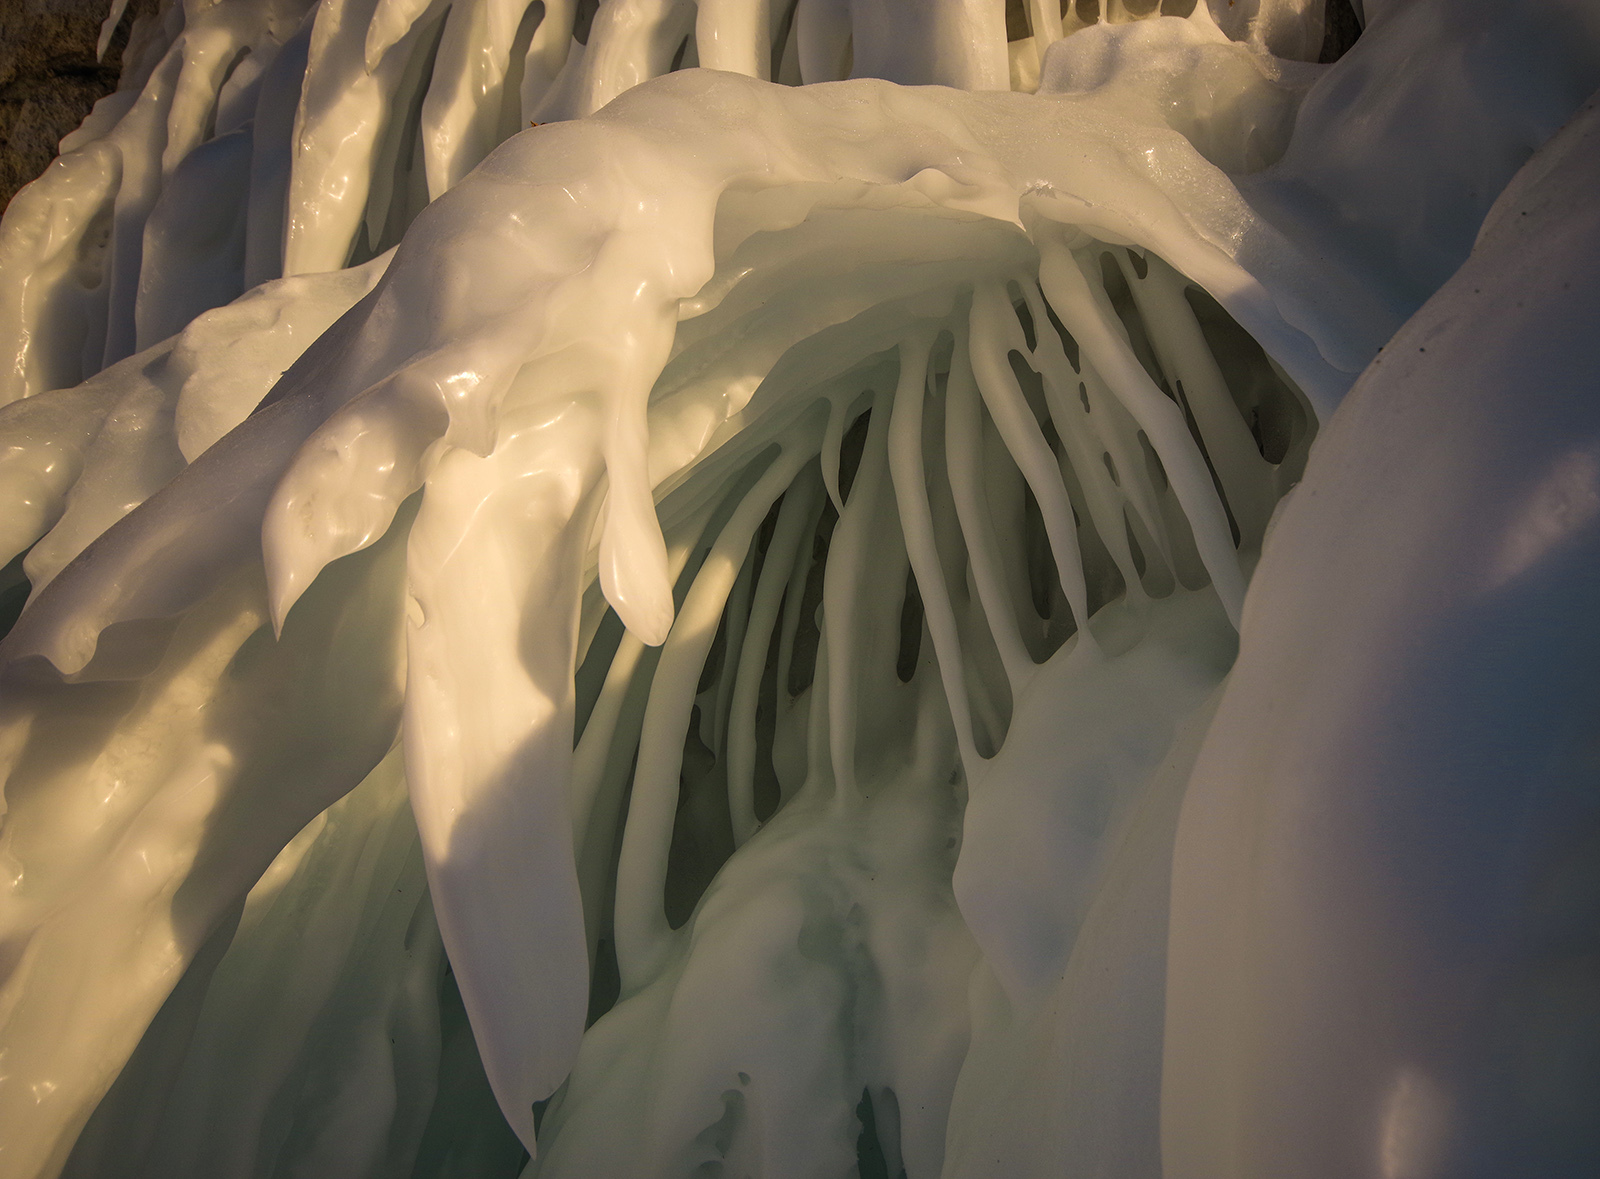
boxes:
[0,0,160,212]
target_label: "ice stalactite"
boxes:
[529,259,1309,1173]
[0,1,1598,1178]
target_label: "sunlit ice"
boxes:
[0,1,1597,1177]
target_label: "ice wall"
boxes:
[1164,96,1600,1179]
[0,2,1596,1178]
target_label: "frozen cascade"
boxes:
[0,1,1596,1178]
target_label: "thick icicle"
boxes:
[726,465,821,845]
[1115,249,1276,548]
[400,404,606,1155]
[944,321,1034,689]
[968,280,1093,644]
[1018,278,1152,596]
[613,434,820,990]
[696,0,772,79]
[1037,236,1247,627]
[888,329,984,769]
[420,0,535,197]
[821,383,893,810]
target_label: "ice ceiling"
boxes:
[0,0,1598,1177]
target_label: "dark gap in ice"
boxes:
[1172,379,1243,548]
[1005,0,1031,42]
[573,609,625,744]
[0,548,32,642]
[1099,251,1167,392]
[1041,295,1080,372]
[1183,285,1311,466]
[1320,0,1364,63]
[1008,349,1049,423]
[788,497,838,697]
[896,568,924,682]
[665,703,735,928]
[770,0,803,81]
[501,3,548,131]
[573,0,601,45]
[586,934,621,1026]
[838,406,872,504]
[1008,281,1037,350]
[855,1087,907,1179]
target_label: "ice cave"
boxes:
[0,0,1596,1175]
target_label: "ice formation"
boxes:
[0,1,1596,1177]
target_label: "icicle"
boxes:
[696,0,773,79]
[968,280,1094,647]
[519,0,576,119]
[889,329,983,770]
[613,434,819,992]
[286,0,445,276]
[100,43,184,368]
[570,629,648,850]
[360,5,445,255]
[1086,358,1181,575]
[710,541,757,761]
[420,0,534,198]
[0,375,129,569]
[533,0,696,122]
[96,0,133,62]
[773,501,816,705]
[158,24,240,182]
[572,521,710,974]
[368,0,441,66]
[820,389,859,515]
[792,0,852,85]
[1037,237,1247,627]
[0,141,122,403]
[822,382,894,811]
[601,398,679,648]
[1116,249,1277,548]
[1018,278,1150,596]
[800,615,833,800]
[243,14,312,289]
[944,320,1034,689]
[726,464,821,846]
[1019,272,1171,571]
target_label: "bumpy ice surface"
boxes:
[0,2,1597,1178]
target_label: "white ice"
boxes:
[0,2,1596,1178]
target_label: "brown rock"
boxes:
[0,0,160,212]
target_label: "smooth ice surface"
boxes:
[0,1,1596,1177]
[1163,96,1600,1179]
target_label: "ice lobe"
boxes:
[1164,96,1600,1179]
[264,66,1338,1150]
[0,253,390,603]
[1,45,1338,1165]
[1237,0,1600,362]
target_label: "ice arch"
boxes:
[0,1,1596,1178]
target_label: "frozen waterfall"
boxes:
[0,1,1597,1177]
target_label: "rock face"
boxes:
[0,0,156,212]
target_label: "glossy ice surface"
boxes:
[0,2,1596,1177]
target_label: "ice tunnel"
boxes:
[0,1,1597,1177]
